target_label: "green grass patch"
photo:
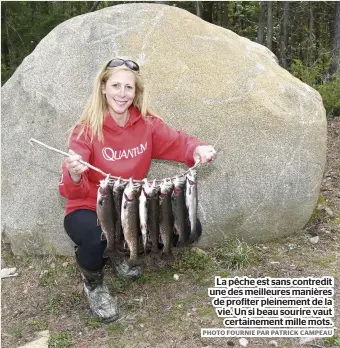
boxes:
[173,249,213,273]
[212,238,255,270]
[10,325,23,339]
[196,307,216,317]
[111,277,131,292]
[47,296,63,315]
[39,269,57,287]
[29,319,48,331]
[324,335,340,346]
[87,318,102,329]
[48,332,73,347]
[107,322,124,336]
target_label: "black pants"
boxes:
[64,209,202,272]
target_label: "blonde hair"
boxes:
[68,61,158,144]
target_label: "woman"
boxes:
[59,58,216,323]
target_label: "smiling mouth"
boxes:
[114,99,127,105]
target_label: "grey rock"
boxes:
[1,3,327,255]
[309,236,319,244]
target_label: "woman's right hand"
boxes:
[65,149,89,184]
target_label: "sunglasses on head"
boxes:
[106,58,140,72]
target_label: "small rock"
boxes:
[239,338,248,347]
[50,263,56,269]
[325,207,334,217]
[173,274,179,281]
[23,289,28,294]
[270,261,280,264]
[191,247,208,254]
[140,324,144,328]
[62,262,69,267]
[227,341,235,346]
[299,336,314,344]
[186,312,191,317]
[309,236,319,244]
[0,267,18,278]
[28,265,34,269]
[269,340,278,346]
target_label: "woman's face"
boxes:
[102,69,136,116]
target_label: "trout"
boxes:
[97,174,117,258]
[112,177,127,248]
[121,178,142,266]
[172,175,189,246]
[159,179,174,259]
[186,169,198,243]
[147,179,161,255]
[139,179,151,255]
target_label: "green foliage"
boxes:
[317,71,340,117]
[324,335,340,346]
[173,249,212,272]
[87,318,102,329]
[48,332,73,348]
[290,60,340,117]
[212,238,255,270]
[29,319,48,331]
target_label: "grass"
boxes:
[211,237,256,270]
[10,325,23,339]
[47,295,63,315]
[173,248,213,273]
[107,322,125,336]
[29,319,48,331]
[87,318,102,329]
[324,335,340,346]
[48,332,73,348]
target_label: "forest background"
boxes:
[1,1,340,116]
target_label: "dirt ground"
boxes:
[1,117,339,348]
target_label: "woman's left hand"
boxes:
[193,145,217,165]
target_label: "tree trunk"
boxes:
[307,2,315,67]
[257,1,266,44]
[1,3,9,63]
[202,1,213,23]
[195,1,201,18]
[330,1,340,78]
[90,1,101,12]
[266,1,273,50]
[221,1,228,28]
[279,1,289,68]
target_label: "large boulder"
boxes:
[1,3,327,255]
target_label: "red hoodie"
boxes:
[59,106,205,216]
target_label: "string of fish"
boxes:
[97,169,198,266]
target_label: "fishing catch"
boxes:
[172,175,189,246]
[139,179,151,255]
[147,179,161,255]
[186,169,198,243]
[159,179,174,259]
[121,178,142,266]
[97,174,117,258]
[112,177,127,248]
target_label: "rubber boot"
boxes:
[77,260,119,323]
[109,253,143,281]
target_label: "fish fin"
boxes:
[189,232,198,244]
